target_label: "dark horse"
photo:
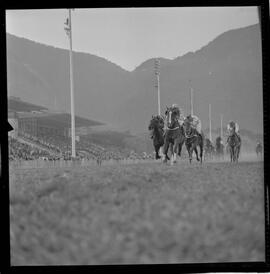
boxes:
[227,130,241,163]
[256,142,263,159]
[163,107,185,164]
[204,138,215,160]
[183,119,204,164]
[215,136,224,159]
[148,115,169,160]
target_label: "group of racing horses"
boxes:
[148,106,242,164]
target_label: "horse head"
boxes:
[165,107,179,129]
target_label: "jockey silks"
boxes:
[186,115,202,134]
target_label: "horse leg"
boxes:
[170,151,176,165]
[234,147,237,162]
[237,146,240,162]
[163,142,169,163]
[189,148,193,164]
[188,146,193,164]
[199,144,203,164]
[178,140,184,158]
[169,143,173,158]
[155,145,161,159]
[194,146,200,162]
[165,143,171,161]
[172,141,179,164]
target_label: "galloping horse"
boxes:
[215,136,224,159]
[204,138,215,160]
[148,115,167,160]
[227,128,241,163]
[255,142,263,159]
[163,107,185,164]
[183,118,204,164]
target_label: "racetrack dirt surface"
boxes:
[9,158,264,265]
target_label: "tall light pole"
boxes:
[209,103,212,142]
[154,59,160,116]
[220,114,223,141]
[64,9,76,158]
[189,80,193,116]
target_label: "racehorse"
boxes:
[183,118,204,164]
[227,130,241,163]
[204,138,215,160]
[148,115,169,160]
[215,136,224,160]
[255,142,263,159]
[162,107,185,164]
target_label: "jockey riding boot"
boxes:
[195,129,201,138]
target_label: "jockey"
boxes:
[150,115,164,139]
[226,120,240,142]
[227,121,240,135]
[186,114,202,135]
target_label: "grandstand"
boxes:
[8,97,103,138]
[8,97,151,163]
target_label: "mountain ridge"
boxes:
[6,23,263,135]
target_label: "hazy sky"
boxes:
[6,7,259,71]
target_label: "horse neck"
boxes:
[168,119,179,129]
[229,132,238,145]
[187,126,195,135]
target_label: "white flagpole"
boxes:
[155,59,160,116]
[189,80,193,116]
[66,9,76,158]
[209,104,212,142]
[157,73,160,116]
[220,114,223,141]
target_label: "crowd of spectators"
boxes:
[10,132,154,163]
[9,136,52,161]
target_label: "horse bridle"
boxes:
[165,109,181,131]
[184,123,197,139]
[227,133,239,147]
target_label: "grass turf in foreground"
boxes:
[9,161,264,264]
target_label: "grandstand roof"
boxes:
[36,113,103,128]
[8,97,104,128]
[8,97,48,112]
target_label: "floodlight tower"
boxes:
[154,59,161,116]
[64,9,76,158]
[220,114,223,141]
[189,80,194,116]
[209,103,212,142]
